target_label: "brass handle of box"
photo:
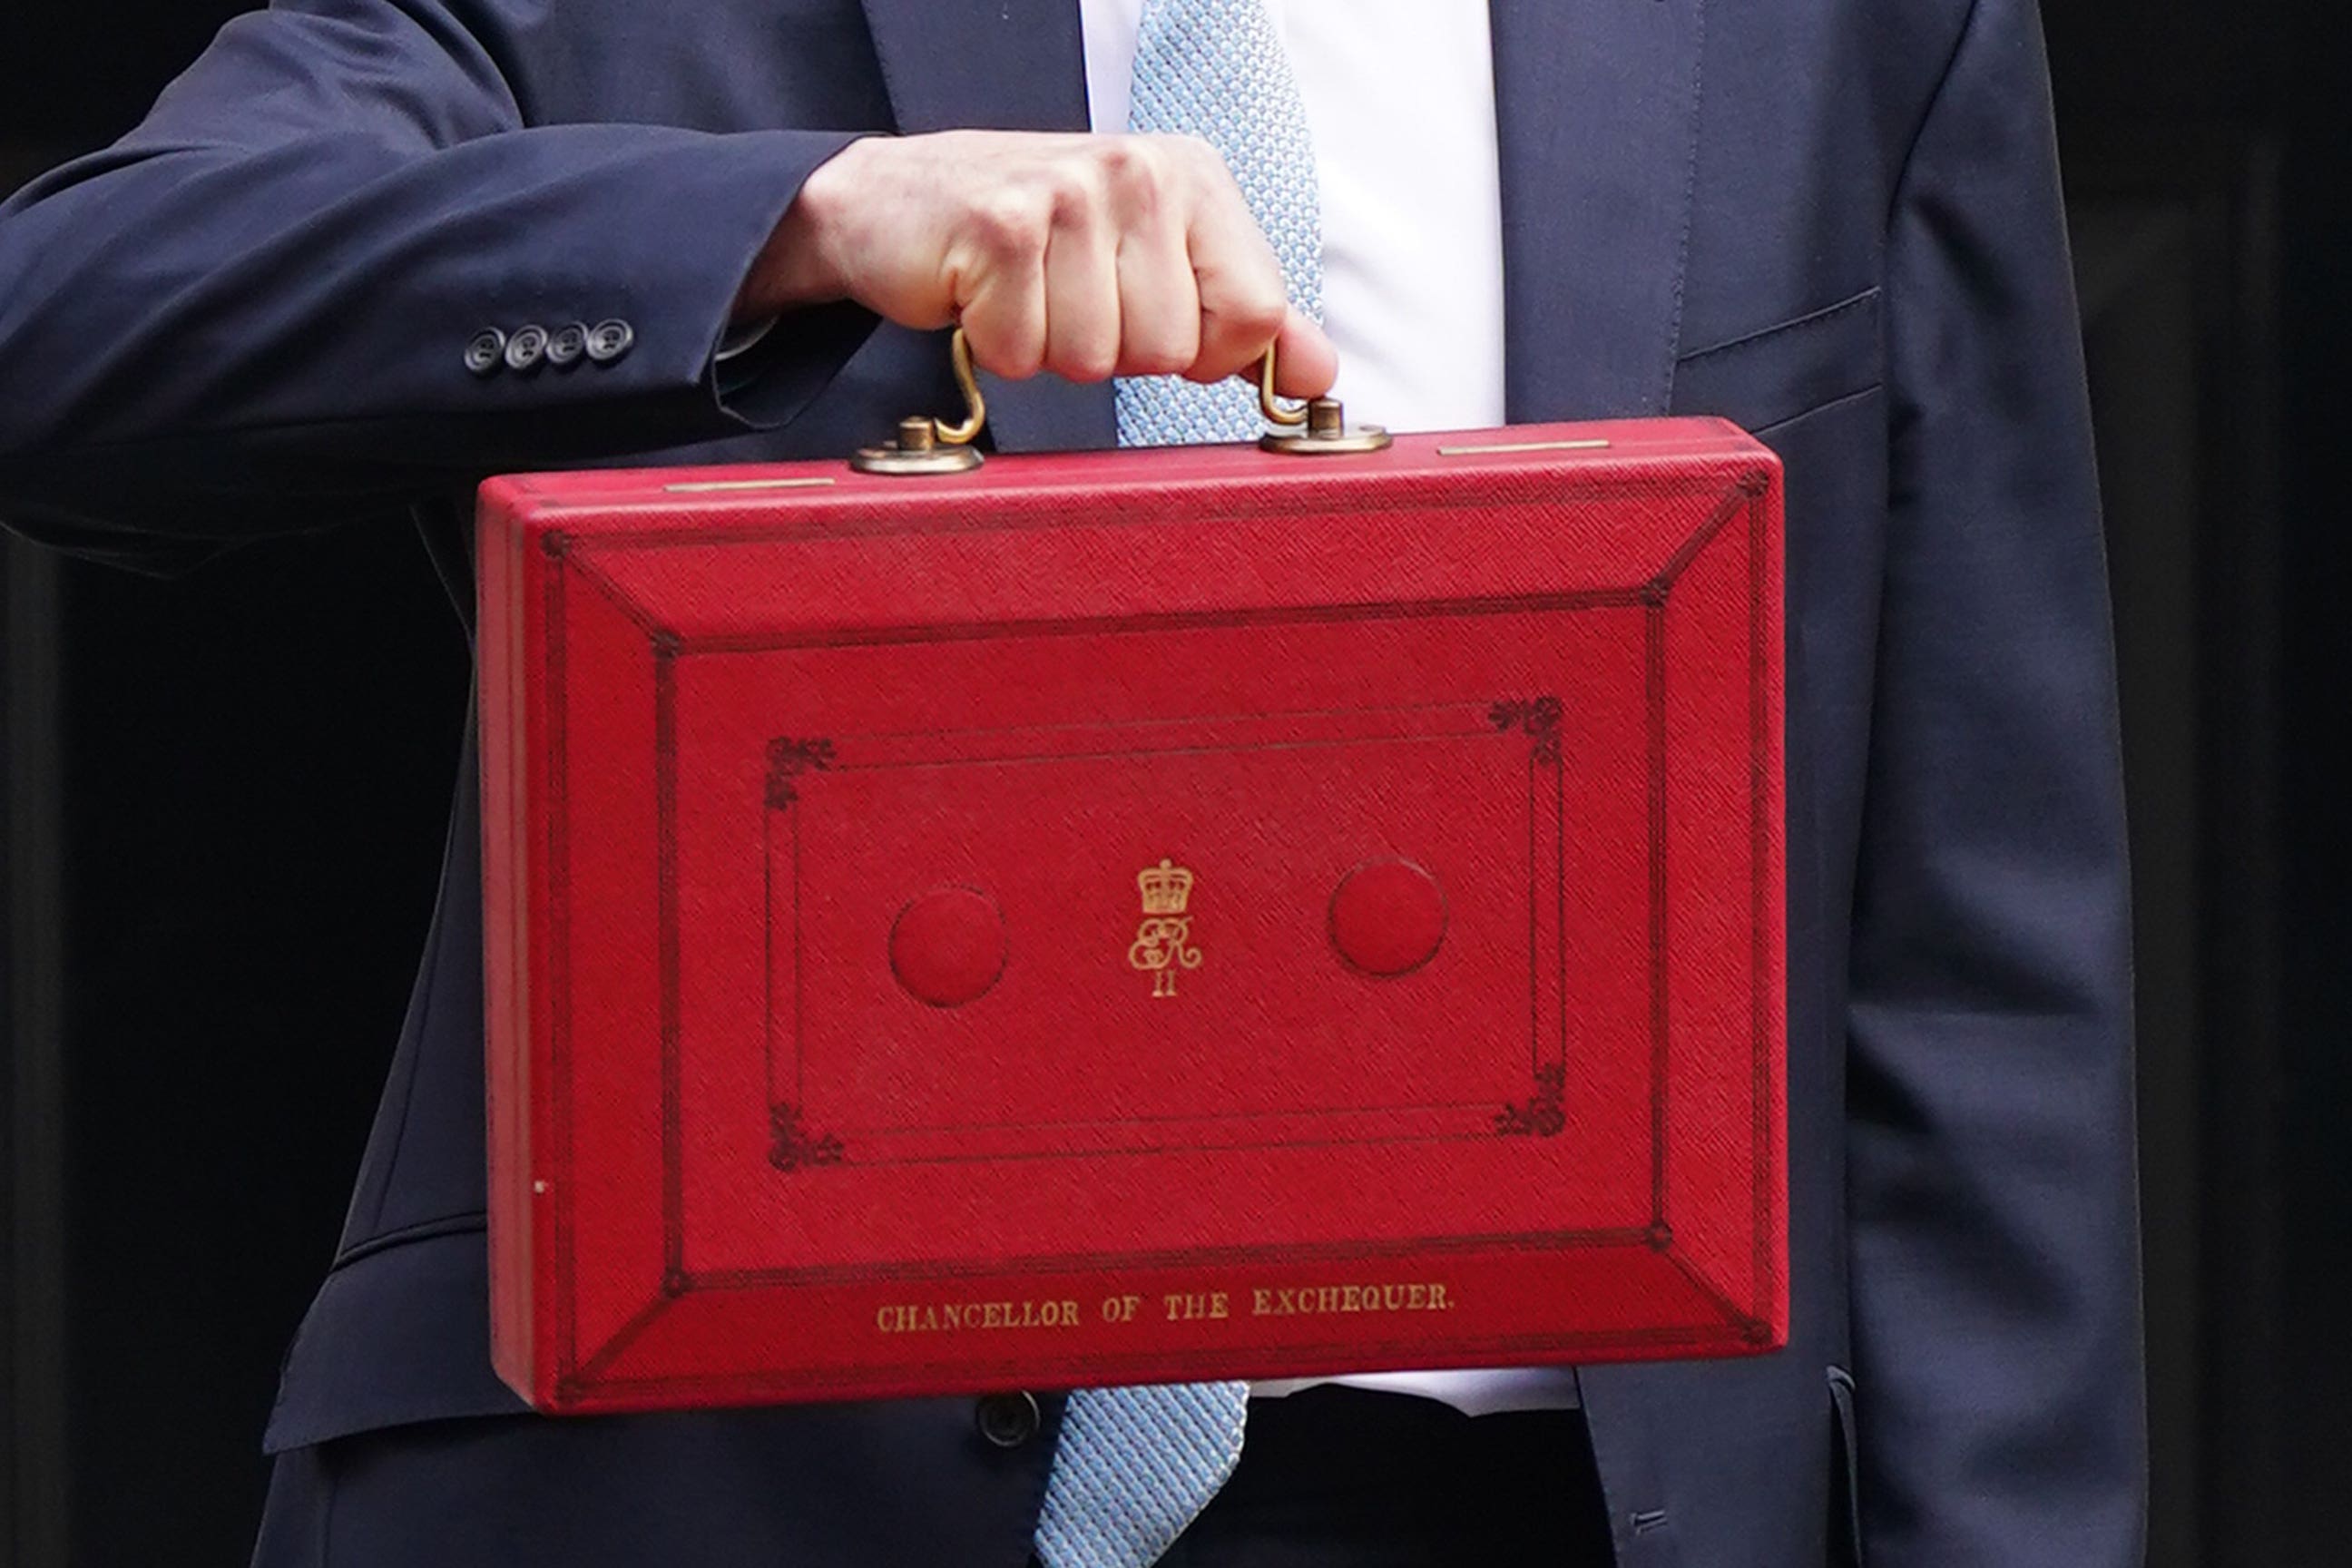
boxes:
[850,328,1389,475]
[848,329,989,475]
[1258,347,1309,429]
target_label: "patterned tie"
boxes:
[1033,8,1316,1564]
[1033,1381,1253,1568]
[1112,0,1323,447]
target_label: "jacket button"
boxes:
[584,318,635,365]
[546,321,589,368]
[974,1391,1041,1448]
[464,328,506,377]
[504,323,550,372]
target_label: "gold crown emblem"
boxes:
[1136,859,1193,916]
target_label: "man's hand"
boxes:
[739,131,1338,399]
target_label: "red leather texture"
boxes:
[478,418,1788,1415]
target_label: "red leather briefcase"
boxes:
[478,386,1786,1416]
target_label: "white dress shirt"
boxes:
[1081,0,1507,436]
[1081,0,1573,1418]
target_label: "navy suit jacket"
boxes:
[0,1,2143,1563]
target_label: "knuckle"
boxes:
[1051,339,1119,383]
[1044,165,1108,230]
[1093,138,1143,182]
[1124,342,1192,377]
[968,191,1049,260]
[1228,288,1288,342]
[958,291,1045,378]
[1101,138,1172,205]
[969,326,1045,379]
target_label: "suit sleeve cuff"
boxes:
[707,300,878,428]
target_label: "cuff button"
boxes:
[546,322,589,368]
[464,328,506,377]
[585,318,635,365]
[504,324,551,372]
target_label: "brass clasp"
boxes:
[1255,339,1392,456]
[850,328,989,475]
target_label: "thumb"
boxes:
[1269,309,1339,401]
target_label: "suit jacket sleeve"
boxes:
[0,0,876,572]
[1850,0,2145,1562]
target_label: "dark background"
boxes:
[2,3,2346,1563]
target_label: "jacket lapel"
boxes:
[1489,0,1708,421]
[857,0,1116,453]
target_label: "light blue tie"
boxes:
[1034,1380,1252,1568]
[1112,0,1323,448]
[1033,6,1317,1565]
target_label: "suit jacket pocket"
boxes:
[1672,289,1882,434]
[1828,1365,1867,1568]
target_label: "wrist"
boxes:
[734,137,875,320]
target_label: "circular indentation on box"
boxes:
[1328,858,1447,976]
[889,887,1007,1007]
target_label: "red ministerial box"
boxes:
[478,418,1787,1416]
